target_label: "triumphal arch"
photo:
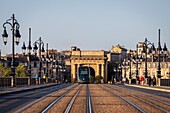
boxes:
[70,47,108,83]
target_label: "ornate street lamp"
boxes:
[123,59,127,79]
[41,43,50,83]
[157,29,168,78]
[2,14,21,87]
[33,37,45,84]
[56,60,59,83]
[163,43,168,62]
[22,28,32,85]
[50,50,56,82]
[142,38,155,79]
[141,29,168,86]
[118,64,122,81]
[135,44,139,82]
[127,50,132,83]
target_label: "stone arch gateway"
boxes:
[70,48,108,83]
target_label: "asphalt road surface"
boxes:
[0,84,72,113]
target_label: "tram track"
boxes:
[17,84,79,113]
[90,84,140,113]
[14,84,170,113]
[41,84,81,113]
[86,84,93,113]
[103,84,170,113]
[1,84,72,113]
[99,85,146,113]
[20,84,93,113]
[64,85,82,113]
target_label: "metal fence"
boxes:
[0,77,55,87]
[16,77,28,86]
[0,77,11,87]
[160,79,170,86]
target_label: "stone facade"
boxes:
[70,47,108,83]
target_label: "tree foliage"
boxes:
[0,63,27,77]
[0,63,11,77]
[90,75,95,83]
[95,75,103,84]
[16,64,27,77]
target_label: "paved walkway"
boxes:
[125,84,170,92]
[0,83,59,95]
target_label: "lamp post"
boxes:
[113,67,116,83]
[61,55,66,83]
[22,28,32,85]
[157,29,161,78]
[123,59,127,81]
[157,29,168,86]
[45,43,50,83]
[142,29,168,85]
[50,50,56,82]
[135,44,140,84]
[55,60,58,83]
[33,37,45,84]
[2,14,21,87]
[142,38,155,79]
[127,50,132,84]
[118,64,122,82]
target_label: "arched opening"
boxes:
[89,67,95,76]
[89,67,95,83]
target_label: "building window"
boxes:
[34,62,37,67]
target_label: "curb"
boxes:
[125,84,170,93]
[0,83,59,96]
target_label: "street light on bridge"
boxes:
[141,29,168,85]
[22,28,32,85]
[33,37,45,84]
[2,14,21,87]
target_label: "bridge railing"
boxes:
[0,77,55,87]
[160,79,170,86]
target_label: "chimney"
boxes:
[0,50,1,59]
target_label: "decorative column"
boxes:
[96,64,100,76]
[101,64,105,83]
[105,62,108,83]
[72,64,76,82]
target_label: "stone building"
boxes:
[70,46,108,83]
[122,42,170,85]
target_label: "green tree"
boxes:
[0,63,11,77]
[0,63,4,72]
[16,64,27,77]
[90,75,95,83]
[95,75,103,84]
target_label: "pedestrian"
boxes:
[35,74,39,85]
[56,75,58,83]
[43,75,46,84]
[136,76,140,85]
[147,75,151,86]
[140,76,144,85]
[153,75,156,86]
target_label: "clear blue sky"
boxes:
[0,0,170,55]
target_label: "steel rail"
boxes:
[112,85,170,106]
[64,85,83,113]
[41,84,79,113]
[131,94,170,113]
[86,84,93,113]
[139,95,170,106]
[106,85,170,113]
[99,85,147,113]
[13,84,73,113]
